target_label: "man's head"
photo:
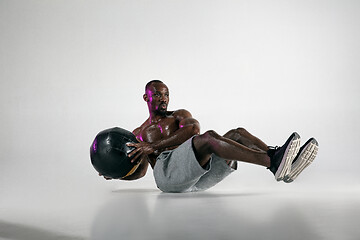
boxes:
[143,80,169,116]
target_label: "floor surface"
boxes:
[1,177,359,240]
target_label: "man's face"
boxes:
[144,82,169,115]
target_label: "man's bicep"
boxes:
[174,109,200,133]
[179,117,200,136]
[173,109,192,119]
[179,117,199,128]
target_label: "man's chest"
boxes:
[141,117,178,143]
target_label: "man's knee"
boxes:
[202,130,221,140]
[224,127,247,139]
[204,130,217,136]
[236,127,248,135]
[194,130,221,151]
[192,130,220,164]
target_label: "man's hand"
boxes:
[126,142,155,164]
[99,173,112,180]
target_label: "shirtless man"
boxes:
[101,80,318,192]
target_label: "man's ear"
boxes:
[143,93,148,102]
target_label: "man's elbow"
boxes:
[138,168,147,178]
[192,123,200,135]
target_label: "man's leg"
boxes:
[192,129,300,180]
[192,130,270,168]
[223,127,268,152]
[222,127,269,169]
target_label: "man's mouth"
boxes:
[159,103,167,110]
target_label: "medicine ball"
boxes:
[90,127,139,179]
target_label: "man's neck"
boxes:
[148,111,167,124]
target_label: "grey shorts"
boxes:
[153,136,235,193]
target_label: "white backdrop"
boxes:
[1,0,359,199]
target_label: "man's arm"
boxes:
[151,109,200,151]
[127,109,200,163]
[120,127,149,180]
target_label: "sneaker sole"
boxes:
[284,139,318,183]
[275,132,301,181]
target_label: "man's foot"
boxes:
[267,132,301,181]
[283,138,319,183]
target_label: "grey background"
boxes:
[1,1,360,239]
[0,0,359,224]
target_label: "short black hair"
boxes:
[145,80,163,92]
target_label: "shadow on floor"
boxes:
[0,220,85,240]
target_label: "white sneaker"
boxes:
[284,138,319,183]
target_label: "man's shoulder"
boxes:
[132,119,149,136]
[171,109,192,119]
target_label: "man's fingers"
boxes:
[126,142,137,147]
[130,151,143,163]
[126,142,148,163]
[128,147,141,158]
[130,151,141,163]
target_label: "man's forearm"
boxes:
[151,124,199,151]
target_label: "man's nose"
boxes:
[160,95,168,101]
